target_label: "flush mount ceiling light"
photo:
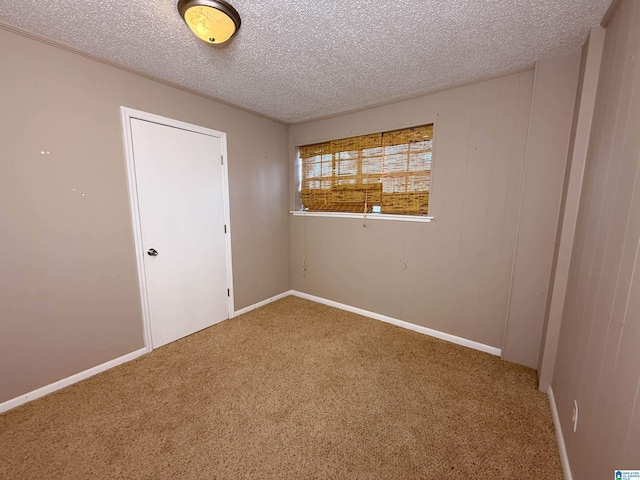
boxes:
[177,0,241,45]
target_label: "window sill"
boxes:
[289,211,434,223]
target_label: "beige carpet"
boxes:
[0,296,562,479]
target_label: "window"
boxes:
[298,124,433,216]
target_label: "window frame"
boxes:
[293,122,437,222]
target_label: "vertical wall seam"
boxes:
[501,63,538,356]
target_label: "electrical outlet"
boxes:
[572,400,579,432]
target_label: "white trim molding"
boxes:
[291,291,501,356]
[290,211,433,223]
[0,293,503,414]
[233,290,293,317]
[0,348,146,414]
[548,386,573,480]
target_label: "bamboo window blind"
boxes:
[299,124,433,216]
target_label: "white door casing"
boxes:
[121,108,234,350]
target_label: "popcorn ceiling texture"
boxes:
[0,0,610,123]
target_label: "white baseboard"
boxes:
[291,290,501,356]
[548,386,573,480]
[0,348,147,414]
[233,290,293,317]
[1,292,504,414]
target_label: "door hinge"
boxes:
[227,288,230,297]
[221,155,224,165]
[224,224,227,234]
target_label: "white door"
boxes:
[130,118,230,348]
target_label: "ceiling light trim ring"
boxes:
[177,0,241,44]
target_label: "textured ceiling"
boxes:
[0,0,610,123]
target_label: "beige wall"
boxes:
[538,26,605,392]
[502,52,581,368]
[0,29,290,403]
[551,0,640,476]
[290,71,535,350]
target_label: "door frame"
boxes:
[120,107,235,352]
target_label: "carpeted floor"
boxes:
[0,296,562,479]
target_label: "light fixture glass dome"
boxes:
[177,0,241,45]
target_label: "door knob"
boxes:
[147,248,158,256]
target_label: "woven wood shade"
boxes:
[299,124,433,215]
